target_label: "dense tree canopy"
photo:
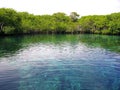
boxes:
[0,8,120,35]
[79,14,120,35]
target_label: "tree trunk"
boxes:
[0,23,4,32]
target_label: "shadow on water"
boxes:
[78,34,120,53]
[0,34,119,58]
[0,36,23,57]
[0,35,79,58]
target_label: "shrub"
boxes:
[101,29,111,35]
[3,26,15,34]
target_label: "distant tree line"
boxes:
[0,8,120,35]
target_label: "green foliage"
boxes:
[101,29,111,34]
[0,8,119,35]
[0,8,22,32]
[3,26,15,34]
[79,14,120,35]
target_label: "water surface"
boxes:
[0,34,120,90]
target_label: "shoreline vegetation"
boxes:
[0,8,120,35]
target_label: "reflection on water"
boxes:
[0,34,120,90]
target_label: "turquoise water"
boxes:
[0,34,120,90]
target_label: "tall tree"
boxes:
[70,12,79,22]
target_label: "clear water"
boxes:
[0,34,120,90]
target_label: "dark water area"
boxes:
[0,34,120,90]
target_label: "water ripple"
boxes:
[0,35,120,90]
